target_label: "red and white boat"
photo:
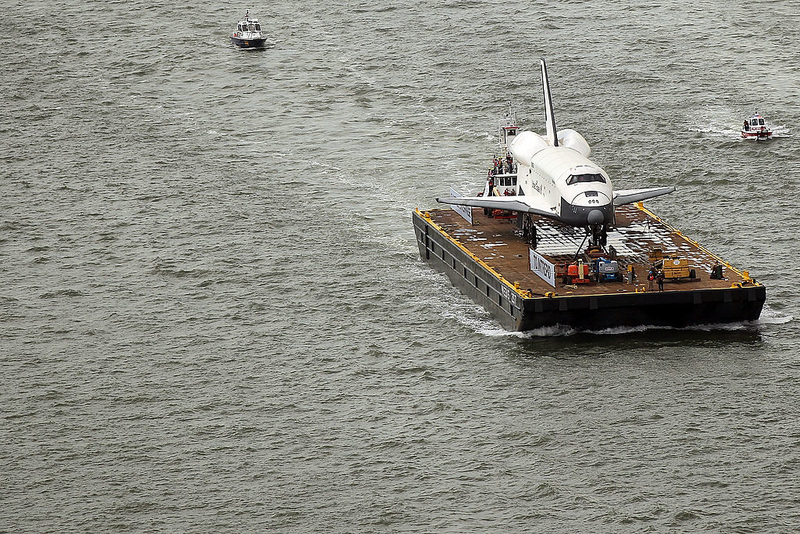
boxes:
[741,113,772,140]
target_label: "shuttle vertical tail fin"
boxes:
[540,58,558,147]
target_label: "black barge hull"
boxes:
[413,209,765,332]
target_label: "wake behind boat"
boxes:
[231,10,266,48]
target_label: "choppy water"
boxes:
[2,1,800,532]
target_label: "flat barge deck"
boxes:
[413,203,765,331]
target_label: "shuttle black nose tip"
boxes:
[587,210,604,225]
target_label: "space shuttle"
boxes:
[437,58,674,247]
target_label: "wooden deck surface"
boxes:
[425,204,751,297]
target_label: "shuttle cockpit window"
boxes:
[567,173,606,186]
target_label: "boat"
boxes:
[231,10,266,48]
[412,112,765,332]
[741,113,772,140]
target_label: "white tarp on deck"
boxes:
[534,224,638,258]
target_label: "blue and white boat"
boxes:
[231,11,266,48]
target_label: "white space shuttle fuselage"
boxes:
[512,130,613,226]
[437,59,673,231]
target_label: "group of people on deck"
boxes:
[648,266,665,291]
[483,155,517,197]
[491,154,516,176]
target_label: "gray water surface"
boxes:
[2,1,799,532]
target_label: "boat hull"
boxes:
[231,36,266,48]
[741,130,772,140]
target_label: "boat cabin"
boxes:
[744,115,765,131]
[500,125,518,148]
[237,20,262,33]
[494,173,517,188]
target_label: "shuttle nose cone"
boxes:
[587,209,604,225]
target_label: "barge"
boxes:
[412,204,765,332]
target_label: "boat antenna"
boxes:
[506,101,517,124]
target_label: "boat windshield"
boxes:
[567,173,606,185]
[254,24,261,30]
[248,23,255,31]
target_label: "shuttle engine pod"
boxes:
[509,129,591,168]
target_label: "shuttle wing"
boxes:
[436,195,556,218]
[613,186,675,206]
